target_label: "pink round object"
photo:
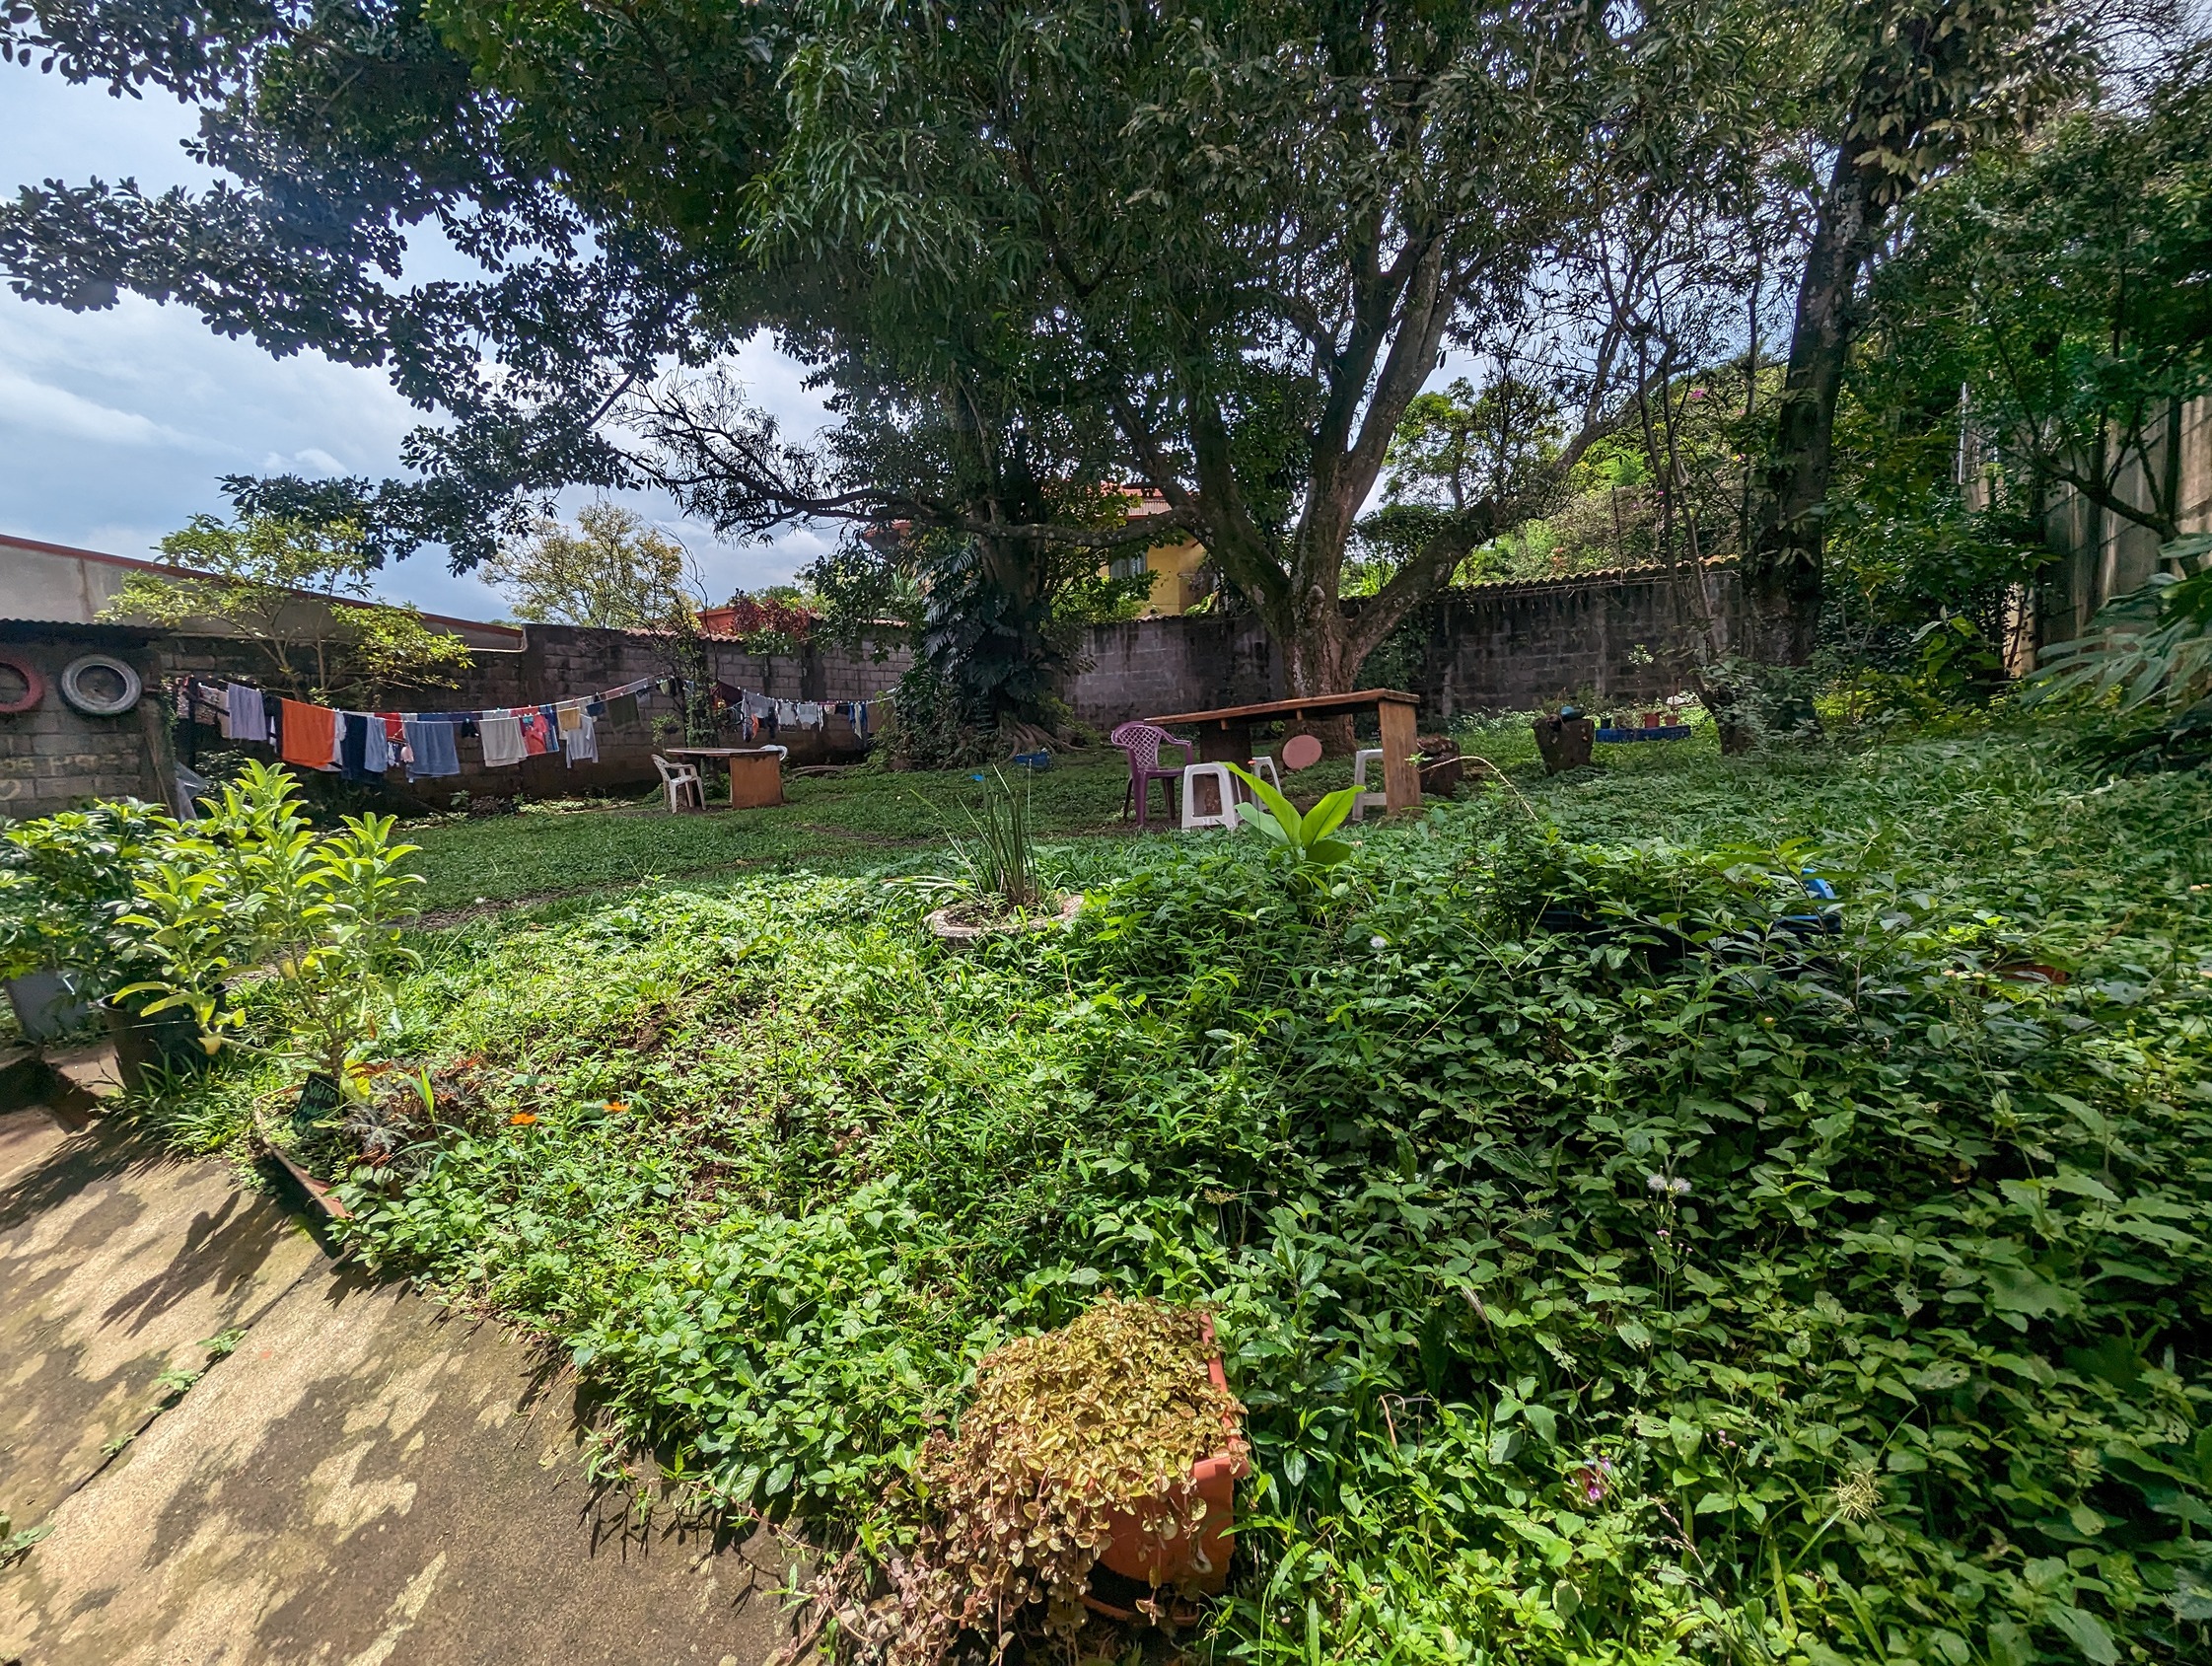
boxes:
[1280,733,1323,770]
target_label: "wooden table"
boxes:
[666,746,785,809]
[1144,688,1424,813]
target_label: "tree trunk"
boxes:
[1277,592,1361,753]
[1743,149,1889,666]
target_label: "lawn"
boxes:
[150,719,2212,1664]
[396,746,1385,915]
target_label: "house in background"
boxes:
[1102,490,1212,616]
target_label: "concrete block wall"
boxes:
[0,626,174,818]
[1063,566,1740,728]
[157,624,914,803]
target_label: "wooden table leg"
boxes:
[1195,724,1254,765]
[1377,701,1423,814]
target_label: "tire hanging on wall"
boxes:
[0,654,42,716]
[58,653,144,717]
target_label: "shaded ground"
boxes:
[0,1091,799,1666]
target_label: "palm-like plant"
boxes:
[1224,763,1361,870]
[2030,535,2212,710]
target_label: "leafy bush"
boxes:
[119,761,423,1091]
[0,800,169,995]
[270,729,2212,1664]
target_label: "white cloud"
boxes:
[0,70,844,619]
[0,359,210,449]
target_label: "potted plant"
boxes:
[913,769,1082,946]
[872,1295,1247,1664]
[1534,705,1596,772]
[0,801,169,1048]
[116,761,423,1123]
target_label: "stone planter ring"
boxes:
[0,654,43,716]
[58,654,143,717]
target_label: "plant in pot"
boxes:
[0,801,171,1048]
[865,1295,1247,1666]
[115,761,423,1142]
[911,769,1082,945]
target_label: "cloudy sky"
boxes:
[0,66,838,622]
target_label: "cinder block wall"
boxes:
[157,624,913,802]
[0,627,174,817]
[1062,567,1741,727]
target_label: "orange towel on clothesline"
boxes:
[278,698,338,771]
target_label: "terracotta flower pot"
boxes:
[1096,1321,1247,1595]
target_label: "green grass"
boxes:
[147,716,2212,1665]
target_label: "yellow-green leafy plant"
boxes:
[877,1295,1244,1666]
[117,761,423,1095]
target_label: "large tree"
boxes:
[3,0,1785,702]
[1739,0,2107,664]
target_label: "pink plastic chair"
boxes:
[1110,720,1197,830]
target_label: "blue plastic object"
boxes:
[1595,725,1692,743]
[1010,750,1053,771]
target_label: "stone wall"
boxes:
[1063,566,1739,727]
[0,623,175,817]
[158,623,911,803]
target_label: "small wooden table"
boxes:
[1144,688,1424,813]
[666,746,786,809]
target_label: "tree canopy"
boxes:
[0,0,2170,705]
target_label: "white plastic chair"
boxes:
[653,753,705,812]
[1246,755,1282,792]
[1349,748,1389,823]
[1180,762,1243,832]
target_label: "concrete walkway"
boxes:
[0,1094,797,1666]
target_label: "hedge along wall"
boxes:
[1060,565,1744,728]
[155,623,913,803]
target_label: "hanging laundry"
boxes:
[794,701,822,728]
[479,711,528,767]
[403,719,460,779]
[606,691,641,728]
[381,713,405,747]
[516,705,558,757]
[564,712,599,764]
[224,683,270,744]
[338,712,373,780]
[556,701,585,734]
[278,699,339,772]
[362,717,391,775]
[774,699,800,728]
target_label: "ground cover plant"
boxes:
[118,721,2212,1664]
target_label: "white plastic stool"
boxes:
[1247,755,1282,791]
[1350,748,1389,823]
[1180,762,1242,832]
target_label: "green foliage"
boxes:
[2031,538,2212,713]
[940,769,1043,914]
[103,514,472,706]
[1226,763,1359,878]
[884,1296,1245,1660]
[0,800,169,991]
[1867,51,2212,545]
[483,503,702,632]
[117,761,424,1089]
[272,723,2212,1665]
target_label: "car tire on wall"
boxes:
[0,654,43,716]
[58,654,144,717]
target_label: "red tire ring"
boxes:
[0,655,43,716]
[59,653,143,717]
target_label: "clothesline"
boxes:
[175,671,882,784]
